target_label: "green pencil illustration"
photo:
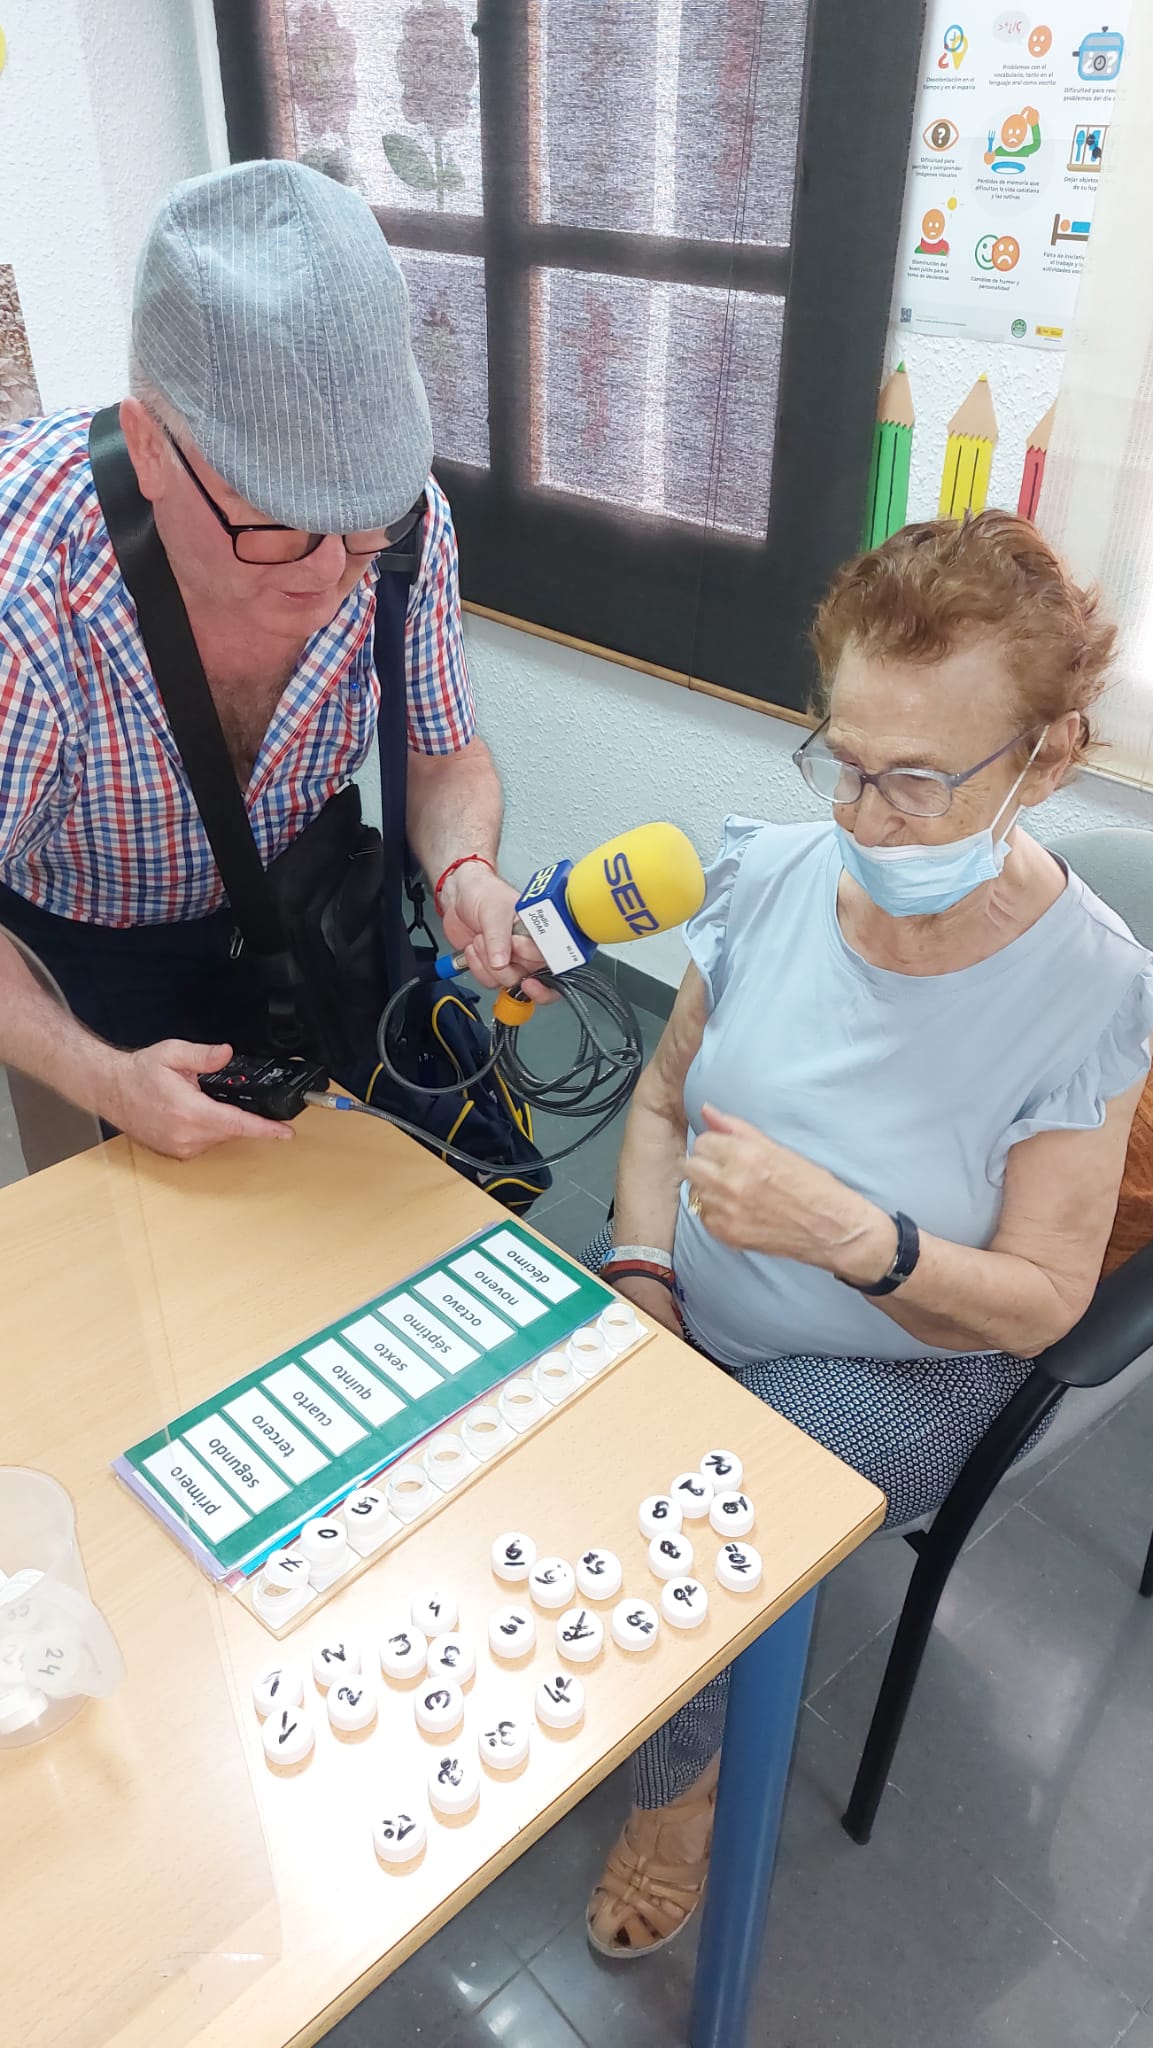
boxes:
[862,362,914,549]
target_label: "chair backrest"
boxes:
[1049,827,1153,945]
[0,928,102,1178]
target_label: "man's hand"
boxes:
[439,864,554,1003]
[103,1041,296,1161]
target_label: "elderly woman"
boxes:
[586,511,1153,1958]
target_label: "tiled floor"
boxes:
[7,991,1153,2048]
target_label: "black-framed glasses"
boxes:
[793,720,1041,819]
[163,429,425,565]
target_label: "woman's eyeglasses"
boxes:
[793,720,1039,819]
[164,429,425,565]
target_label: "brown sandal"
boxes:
[586,1758,719,1959]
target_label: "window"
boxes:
[215,0,922,712]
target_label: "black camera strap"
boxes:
[88,404,418,1045]
[88,406,286,960]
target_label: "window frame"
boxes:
[216,0,925,713]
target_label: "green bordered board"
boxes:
[115,1222,617,1581]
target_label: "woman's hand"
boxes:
[682,1103,895,1282]
[610,1273,684,1338]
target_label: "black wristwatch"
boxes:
[839,1211,921,1297]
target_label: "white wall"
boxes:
[0,0,226,409]
[468,612,1153,987]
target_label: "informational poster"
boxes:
[894,2,1129,347]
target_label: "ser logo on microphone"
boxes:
[602,851,659,937]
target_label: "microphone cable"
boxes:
[304,963,645,1176]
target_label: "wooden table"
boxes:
[0,1110,883,2048]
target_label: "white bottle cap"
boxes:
[387,1463,437,1524]
[380,1621,428,1681]
[533,1352,580,1404]
[343,1489,398,1557]
[311,1637,361,1689]
[567,1327,612,1379]
[498,1379,549,1432]
[427,1631,476,1684]
[260,1548,313,1595]
[709,1490,755,1539]
[415,1679,465,1735]
[638,1493,683,1540]
[555,1605,604,1663]
[423,1432,474,1492]
[648,1530,695,1581]
[491,1530,537,1582]
[411,1585,459,1635]
[23,1631,86,1701]
[701,1448,744,1490]
[327,1676,377,1732]
[575,1547,623,1601]
[0,1569,43,1630]
[428,1748,480,1815]
[661,1576,709,1630]
[597,1300,640,1351]
[300,1515,347,1564]
[528,1557,575,1610]
[461,1405,514,1461]
[670,1471,714,1519]
[478,1713,530,1770]
[254,1550,314,1626]
[715,1541,763,1593]
[252,1660,305,1719]
[261,1704,314,1767]
[611,1598,661,1652]
[535,1670,585,1729]
[488,1604,536,1659]
[373,1802,426,1865]
[0,1683,47,1735]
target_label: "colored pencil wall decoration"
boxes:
[938,374,998,519]
[862,363,914,549]
[1017,401,1055,522]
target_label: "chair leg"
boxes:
[1140,1524,1153,1599]
[842,1367,1066,1846]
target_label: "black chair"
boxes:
[842,828,1153,1844]
[842,1237,1153,1842]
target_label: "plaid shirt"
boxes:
[0,410,475,926]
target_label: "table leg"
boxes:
[688,1588,817,2048]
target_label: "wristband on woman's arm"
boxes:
[600,1245,677,1295]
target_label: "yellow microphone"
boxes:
[513,823,706,975]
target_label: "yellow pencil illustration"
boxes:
[938,374,998,518]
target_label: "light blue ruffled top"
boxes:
[674,820,1153,1366]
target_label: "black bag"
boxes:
[88,407,551,1211]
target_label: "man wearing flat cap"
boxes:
[0,161,539,1160]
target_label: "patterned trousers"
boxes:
[584,1225,1046,1808]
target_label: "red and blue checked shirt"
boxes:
[0,410,475,927]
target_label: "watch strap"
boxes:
[840,1211,921,1297]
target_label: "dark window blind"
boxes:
[217,0,923,711]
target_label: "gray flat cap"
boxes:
[132,159,433,530]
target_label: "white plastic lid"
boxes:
[575,1547,623,1601]
[428,1748,480,1815]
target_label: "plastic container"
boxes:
[0,1469,124,1748]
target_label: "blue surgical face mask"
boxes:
[835,730,1048,919]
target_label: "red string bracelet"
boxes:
[433,853,497,917]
